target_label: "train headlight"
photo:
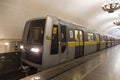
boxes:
[20,45,24,49]
[31,48,40,53]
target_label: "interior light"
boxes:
[20,45,24,49]
[31,48,40,53]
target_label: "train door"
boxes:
[75,30,84,58]
[96,34,100,51]
[59,24,68,63]
[79,30,84,57]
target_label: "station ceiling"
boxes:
[0,0,120,39]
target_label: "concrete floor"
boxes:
[51,45,120,80]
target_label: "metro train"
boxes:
[20,16,120,71]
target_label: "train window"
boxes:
[28,19,45,44]
[68,29,75,42]
[93,34,96,41]
[69,30,74,38]
[87,33,94,41]
[79,31,83,41]
[33,27,44,43]
[61,25,67,42]
[100,36,105,41]
[96,34,100,41]
[103,36,106,41]
[75,30,79,41]
[50,25,58,55]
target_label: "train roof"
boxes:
[25,16,106,35]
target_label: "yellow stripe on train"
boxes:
[59,41,110,47]
[67,41,99,47]
[84,41,98,46]
[67,42,84,47]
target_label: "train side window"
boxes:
[101,36,105,41]
[87,33,94,41]
[96,34,100,41]
[69,30,74,38]
[93,34,96,41]
[104,36,107,41]
[50,25,58,55]
[61,25,67,42]
[79,31,83,41]
[75,30,79,41]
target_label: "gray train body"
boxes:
[20,16,120,71]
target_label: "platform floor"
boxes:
[21,45,120,80]
[51,45,120,80]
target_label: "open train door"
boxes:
[59,24,68,63]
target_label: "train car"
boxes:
[20,16,119,71]
[83,31,99,55]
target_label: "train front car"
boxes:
[20,16,60,71]
[20,18,47,70]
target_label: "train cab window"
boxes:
[50,25,58,54]
[28,19,45,44]
[32,27,44,43]
[87,33,94,41]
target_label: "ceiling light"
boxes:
[101,0,120,13]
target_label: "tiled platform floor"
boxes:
[51,45,120,80]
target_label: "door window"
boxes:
[79,31,83,41]
[60,25,67,53]
[75,30,79,41]
[61,25,67,42]
[87,33,94,41]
